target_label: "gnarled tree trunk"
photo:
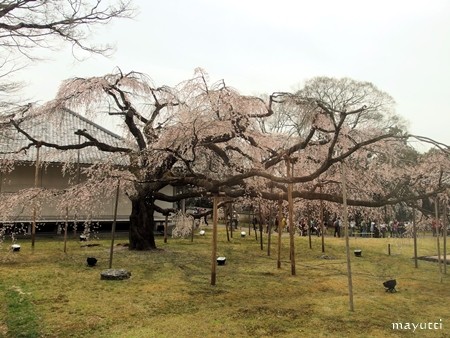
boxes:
[129,197,156,250]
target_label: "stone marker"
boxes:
[100,269,131,280]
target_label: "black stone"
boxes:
[87,257,97,267]
[383,279,397,292]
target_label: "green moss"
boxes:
[3,284,40,338]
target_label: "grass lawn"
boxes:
[0,227,449,338]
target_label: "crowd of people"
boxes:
[208,208,448,238]
[259,216,413,238]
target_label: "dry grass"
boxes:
[0,228,449,338]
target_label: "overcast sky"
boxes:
[18,0,450,149]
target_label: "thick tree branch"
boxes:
[10,119,132,153]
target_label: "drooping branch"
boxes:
[409,134,450,154]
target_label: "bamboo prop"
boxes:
[341,160,354,312]
[31,145,41,249]
[211,195,218,286]
[286,158,296,276]
[108,180,120,269]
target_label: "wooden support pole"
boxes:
[286,159,296,276]
[164,214,168,244]
[259,202,263,251]
[267,202,273,256]
[108,180,120,269]
[277,197,282,269]
[211,195,219,286]
[31,145,40,249]
[413,208,418,268]
[191,217,195,242]
[320,190,325,253]
[435,198,442,275]
[443,200,447,274]
[341,160,354,312]
[63,206,69,253]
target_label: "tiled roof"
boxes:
[0,108,127,164]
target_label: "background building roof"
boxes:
[0,108,126,164]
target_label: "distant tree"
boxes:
[245,77,449,215]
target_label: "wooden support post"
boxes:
[108,180,120,269]
[341,160,354,312]
[443,200,447,274]
[63,206,69,253]
[277,197,282,269]
[259,202,263,251]
[320,188,325,253]
[32,145,40,249]
[435,198,442,275]
[267,202,273,256]
[211,195,218,286]
[164,214,168,244]
[191,218,195,242]
[286,159,296,276]
[413,208,418,268]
